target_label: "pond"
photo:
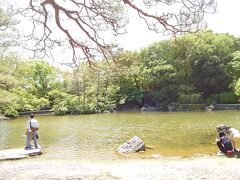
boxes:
[0,111,240,160]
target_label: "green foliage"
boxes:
[235,79,240,96]
[162,31,240,98]
[0,87,49,117]
[191,55,230,96]
[48,90,72,115]
[153,85,179,104]
[0,89,18,116]
[0,56,21,90]
[12,88,49,111]
[139,44,177,105]
[113,78,142,104]
[179,93,202,104]
[20,60,57,96]
[4,106,19,117]
[48,89,69,104]
[48,89,96,114]
[219,92,238,104]
[228,51,240,88]
[32,61,55,95]
[111,51,143,107]
[1,30,240,116]
[95,84,120,111]
[52,103,69,115]
[0,89,17,105]
[207,94,219,104]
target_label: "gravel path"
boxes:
[1,155,240,180]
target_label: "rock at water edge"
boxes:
[117,136,145,153]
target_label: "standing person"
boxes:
[25,113,39,150]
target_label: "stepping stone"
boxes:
[0,145,42,161]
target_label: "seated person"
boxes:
[216,132,234,156]
[216,124,240,151]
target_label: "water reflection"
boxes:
[0,111,240,160]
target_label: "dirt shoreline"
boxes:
[1,155,240,179]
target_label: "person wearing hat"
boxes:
[25,113,39,149]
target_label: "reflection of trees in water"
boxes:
[0,122,10,149]
[0,120,26,149]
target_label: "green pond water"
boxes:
[1,111,240,160]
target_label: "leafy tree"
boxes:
[0,89,18,116]
[228,51,240,87]
[235,79,240,96]
[17,60,58,97]
[191,55,230,97]
[0,87,49,117]
[11,88,49,111]
[31,61,56,96]
[189,31,240,96]
[0,56,20,90]
[112,51,143,106]
[140,45,177,105]
[2,30,240,116]
[169,36,195,85]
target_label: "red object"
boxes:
[226,150,234,156]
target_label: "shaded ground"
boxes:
[1,155,240,180]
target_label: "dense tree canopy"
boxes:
[235,79,240,96]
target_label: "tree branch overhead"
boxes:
[8,0,216,65]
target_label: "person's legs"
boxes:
[217,141,226,154]
[33,132,38,148]
[25,132,31,149]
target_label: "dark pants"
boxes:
[217,141,227,154]
[217,140,234,154]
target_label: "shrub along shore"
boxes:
[1,103,240,121]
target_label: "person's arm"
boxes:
[27,119,32,132]
[216,132,221,142]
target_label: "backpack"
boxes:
[30,119,39,132]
